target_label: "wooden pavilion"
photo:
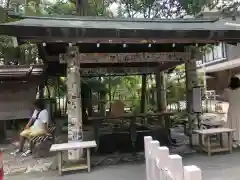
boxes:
[1,14,240,160]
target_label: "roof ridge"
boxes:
[7,12,219,23]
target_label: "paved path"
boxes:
[184,152,240,180]
[5,151,240,180]
[5,164,146,180]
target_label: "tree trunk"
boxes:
[140,75,147,114]
[108,77,112,112]
[155,70,167,127]
[76,0,88,15]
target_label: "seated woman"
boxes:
[12,99,49,156]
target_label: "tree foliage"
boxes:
[45,0,114,16]
[180,0,240,16]
[117,0,184,18]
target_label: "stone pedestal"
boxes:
[66,46,83,160]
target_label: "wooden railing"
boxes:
[144,136,202,180]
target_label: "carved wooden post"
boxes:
[155,69,167,127]
[185,47,199,146]
[66,46,83,160]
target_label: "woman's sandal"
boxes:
[10,149,21,156]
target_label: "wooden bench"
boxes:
[30,124,56,157]
[50,141,97,175]
[193,128,235,156]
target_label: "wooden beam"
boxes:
[59,52,189,64]
[17,37,237,44]
[0,65,44,77]
[80,62,181,76]
[81,66,155,76]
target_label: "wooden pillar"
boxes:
[94,90,106,149]
[38,82,44,99]
[155,70,167,126]
[185,47,199,146]
[66,46,83,160]
[0,121,6,142]
[88,88,93,117]
[140,75,147,113]
[99,91,106,116]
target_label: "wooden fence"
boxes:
[144,136,202,180]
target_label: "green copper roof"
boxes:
[1,15,240,43]
[0,15,227,30]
